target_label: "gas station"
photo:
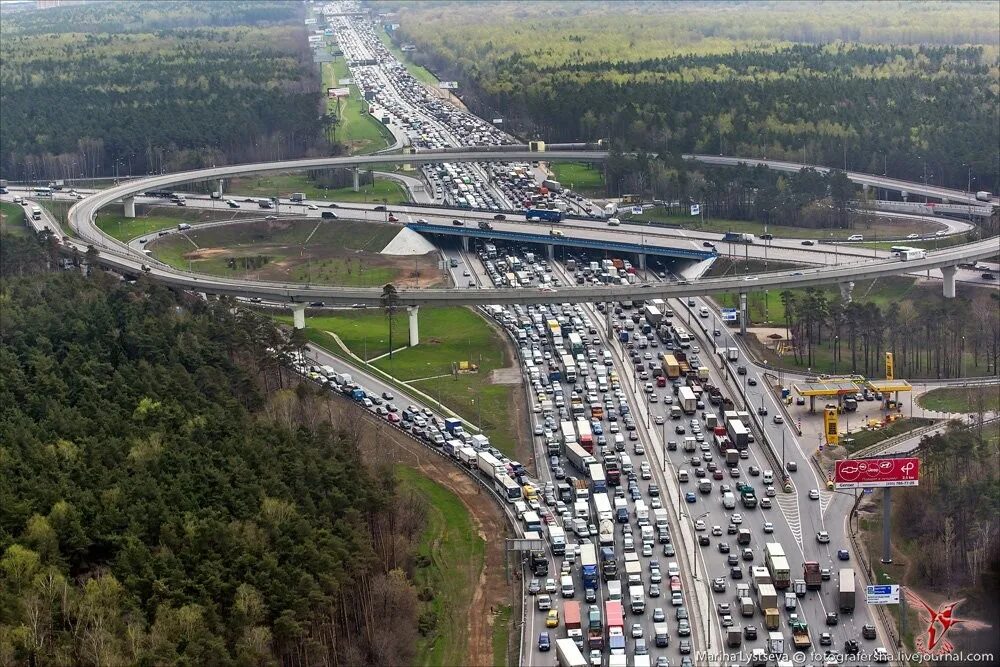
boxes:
[792,377,866,413]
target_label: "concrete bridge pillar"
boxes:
[636,254,646,272]
[123,196,136,218]
[900,190,909,202]
[408,306,420,346]
[218,179,225,196]
[546,244,555,260]
[605,303,614,338]
[941,265,957,298]
[292,304,306,330]
[739,292,748,336]
[839,281,855,303]
[353,168,360,192]
[461,236,470,252]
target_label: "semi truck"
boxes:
[605,601,625,654]
[477,451,505,481]
[589,463,607,494]
[727,419,749,449]
[629,584,645,613]
[576,418,594,452]
[839,568,856,613]
[555,638,587,667]
[757,583,779,630]
[526,208,563,222]
[562,605,585,655]
[566,442,595,474]
[722,232,755,243]
[580,544,599,590]
[587,604,603,649]
[765,543,791,589]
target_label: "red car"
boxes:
[713,470,725,480]
[387,214,399,222]
[386,412,401,423]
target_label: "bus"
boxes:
[33,187,53,197]
[526,208,563,222]
[495,474,522,502]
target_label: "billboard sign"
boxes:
[834,457,919,489]
[438,81,459,90]
[866,584,900,605]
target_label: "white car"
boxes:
[667,562,680,577]
[730,513,743,525]
[307,204,318,210]
[711,525,723,536]
[695,519,706,531]
[763,522,775,534]
[631,623,644,638]
[817,530,831,544]
[809,489,820,500]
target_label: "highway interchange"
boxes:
[6,4,998,667]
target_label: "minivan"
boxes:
[678,469,689,482]
[847,234,863,241]
[561,575,575,598]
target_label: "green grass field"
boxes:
[0,202,28,236]
[856,234,977,251]
[918,387,1000,414]
[149,218,426,286]
[378,32,439,85]
[549,162,604,194]
[492,605,512,667]
[324,55,395,154]
[227,172,408,204]
[841,417,935,454]
[714,275,920,327]
[284,307,520,457]
[396,466,484,667]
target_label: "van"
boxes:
[619,454,633,473]
[607,218,621,226]
[537,594,552,611]
[847,234,863,241]
[762,470,773,484]
[678,469,690,482]
[699,306,709,318]
[722,492,736,509]
[561,575,575,598]
[614,434,626,452]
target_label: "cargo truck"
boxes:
[727,627,743,648]
[765,543,791,589]
[458,447,478,468]
[580,544,599,590]
[625,558,643,586]
[726,419,749,449]
[589,463,607,493]
[549,525,566,556]
[600,546,618,579]
[678,386,697,414]
[803,561,822,590]
[605,601,625,654]
[477,451,505,480]
[566,443,595,475]
[598,519,615,547]
[722,232,755,244]
[739,596,754,617]
[555,637,586,667]
[767,631,784,655]
[629,584,645,613]
[839,568,856,613]
[587,604,603,649]
[757,583,779,630]
[791,620,811,649]
[560,610,586,661]
[738,483,757,508]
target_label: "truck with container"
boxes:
[566,442,596,475]
[643,305,663,326]
[678,386,697,414]
[750,566,771,590]
[554,637,586,667]
[899,248,927,261]
[587,604,603,650]
[576,419,594,452]
[728,626,743,648]
[549,525,566,556]
[580,543,599,590]
[458,447,478,468]
[573,479,590,500]
[654,622,670,648]
[526,208,563,222]
[624,557,643,587]
[605,601,625,655]
[662,354,681,379]
[562,604,584,654]
[727,419,749,449]
[589,463,607,494]
[574,499,590,522]
[767,631,784,656]
[477,451,505,481]
[722,232,755,244]
[530,544,548,576]
[757,583,779,630]
[803,561,822,590]
[839,568,856,613]
[593,493,613,522]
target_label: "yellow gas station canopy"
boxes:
[793,381,861,397]
[864,379,912,393]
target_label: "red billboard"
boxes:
[834,457,920,489]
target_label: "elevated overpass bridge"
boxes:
[64,149,997,337]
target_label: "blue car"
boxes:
[591,421,604,435]
[538,632,551,652]
[685,492,697,503]
[837,549,850,561]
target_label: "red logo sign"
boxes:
[834,457,920,489]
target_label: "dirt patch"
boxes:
[488,367,524,385]
[183,247,230,260]
[352,406,510,667]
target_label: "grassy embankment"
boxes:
[377,31,439,85]
[918,386,1000,414]
[549,162,604,196]
[281,307,519,458]
[0,202,28,236]
[226,172,407,205]
[492,605,512,667]
[395,466,484,667]
[93,204,243,242]
[149,219,433,287]
[840,417,935,454]
[324,51,394,154]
